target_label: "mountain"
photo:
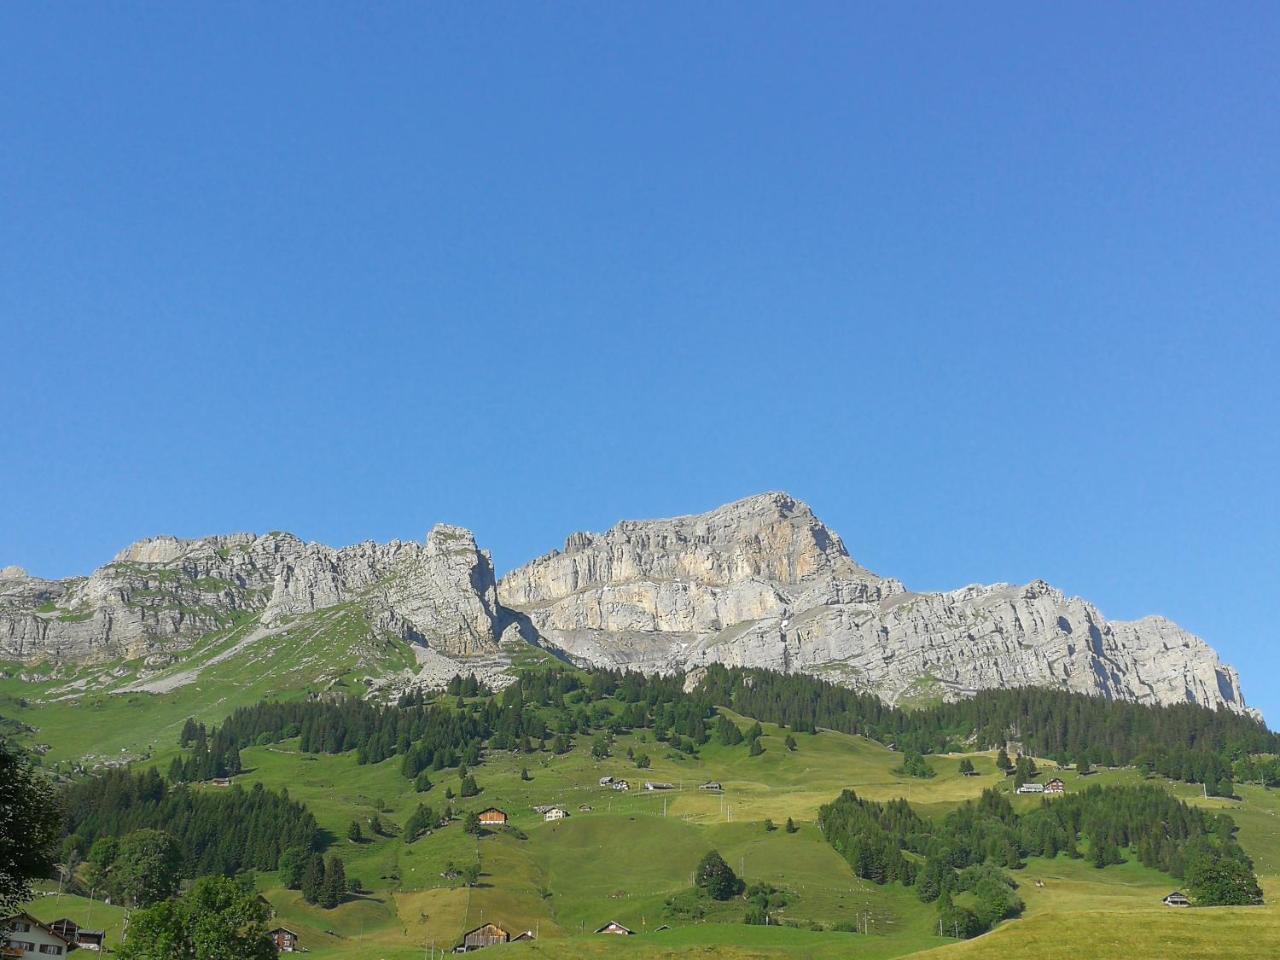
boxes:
[0,525,515,694]
[0,493,1252,714]
[498,493,1250,714]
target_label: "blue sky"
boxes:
[1,4,1276,722]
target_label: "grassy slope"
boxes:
[0,605,419,766]
[11,676,1280,959]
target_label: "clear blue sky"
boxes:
[2,4,1276,722]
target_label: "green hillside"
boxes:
[7,659,1279,960]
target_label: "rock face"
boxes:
[0,527,503,665]
[499,493,1251,714]
[1,493,1254,714]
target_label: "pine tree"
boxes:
[322,856,346,909]
[302,854,326,904]
[347,821,363,843]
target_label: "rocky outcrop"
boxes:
[0,527,503,665]
[499,493,1251,714]
[2,493,1254,714]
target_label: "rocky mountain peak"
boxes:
[0,498,1255,715]
[499,494,1251,715]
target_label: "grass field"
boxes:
[10,680,1280,958]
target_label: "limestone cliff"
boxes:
[498,493,1251,714]
[0,526,503,666]
[1,493,1254,714]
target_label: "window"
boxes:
[11,940,36,951]
[13,922,32,932]
[39,945,65,955]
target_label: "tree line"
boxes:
[818,782,1262,938]
[698,666,1277,790]
[62,767,320,882]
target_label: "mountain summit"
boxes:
[498,493,1249,714]
[0,493,1251,714]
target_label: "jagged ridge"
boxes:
[0,493,1253,714]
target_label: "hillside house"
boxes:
[598,776,614,786]
[644,781,674,791]
[1016,782,1045,794]
[511,931,536,942]
[3,914,72,957]
[460,923,510,951]
[611,779,630,791]
[210,777,232,787]
[1163,891,1191,908]
[478,808,508,827]
[544,807,568,822]
[594,921,633,935]
[48,920,104,952]
[1044,778,1066,795]
[579,804,593,812]
[699,781,723,791]
[270,927,300,952]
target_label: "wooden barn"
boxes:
[477,808,508,827]
[460,923,510,951]
[594,921,633,936]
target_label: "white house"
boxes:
[544,807,568,822]
[4,914,73,957]
[598,776,614,786]
[1016,782,1045,794]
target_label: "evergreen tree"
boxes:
[785,817,798,833]
[322,856,346,909]
[302,854,326,904]
[347,820,363,843]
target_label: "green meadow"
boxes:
[10,670,1280,959]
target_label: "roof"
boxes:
[462,922,510,939]
[270,926,300,936]
[2,913,72,946]
[594,921,633,934]
[478,807,507,815]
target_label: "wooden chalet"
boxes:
[594,921,633,935]
[511,931,536,942]
[459,922,510,951]
[477,807,508,826]
[699,781,723,791]
[270,926,300,952]
[1163,891,1191,908]
[1043,778,1066,795]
